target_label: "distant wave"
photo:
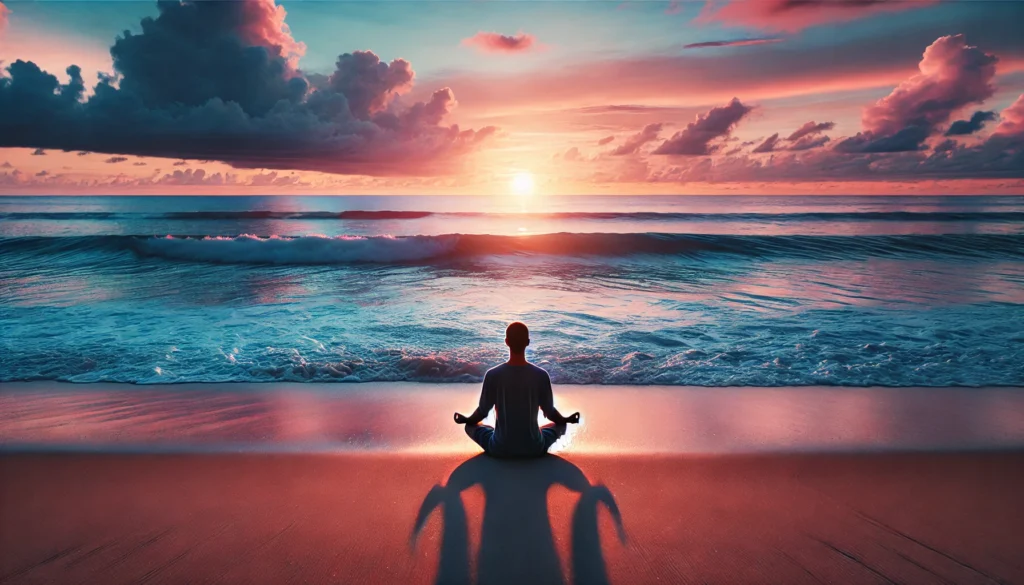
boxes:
[3,233,1023,265]
[4,210,1024,222]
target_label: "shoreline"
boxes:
[3,382,1023,455]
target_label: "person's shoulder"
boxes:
[527,363,550,379]
[484,363,507,379]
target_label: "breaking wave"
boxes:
[2,232,1023,265]
[4,210,1024,222]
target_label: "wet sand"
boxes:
[1,450,1022,584]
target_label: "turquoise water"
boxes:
[1,195,1023,386]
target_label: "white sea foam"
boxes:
[133,234,460,264]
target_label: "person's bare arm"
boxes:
[454,373,495,425]
[540,373,580,424]
[460,404,490,425]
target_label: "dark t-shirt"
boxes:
[478,363,555,457]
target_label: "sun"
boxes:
[511,172,535,196]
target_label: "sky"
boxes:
[1,0,1023,195]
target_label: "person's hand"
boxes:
[567,412,581,424]
[454,412,468,424]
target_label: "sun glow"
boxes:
[511,172,535,196]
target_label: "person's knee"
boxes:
[464,423,479,438]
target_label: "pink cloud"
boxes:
[993,95,1024,137]
[157,169,232,186]
[789,134,831,150]
[863,34,997,138]
[786,121,834,141]
[462,32,537,54]
[236,0,306,68]
[696,0,935,33]
[0,2,9,33]
[654,98,753,155]
[611,123,664,155]
[597,136,616,146]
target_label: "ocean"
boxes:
[1,195,1022,387]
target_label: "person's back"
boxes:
[481,362,553,457]
[454,322,580,458]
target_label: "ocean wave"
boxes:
[2,232,1023,265]
[3,338,1020,386]
[4,210,1024,222]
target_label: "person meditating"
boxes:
[454,322,581,458]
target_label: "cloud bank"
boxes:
[594,33,1023,186]
[0,0,494,176]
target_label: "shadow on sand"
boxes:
[411,454,626,585]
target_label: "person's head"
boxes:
[505,322,530,354]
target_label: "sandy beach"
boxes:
[2,383,1023,584]
[1,450,1022,584]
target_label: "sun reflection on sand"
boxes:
[3,383,1024,455]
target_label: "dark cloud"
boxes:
[133,161,148,166]
[788,134,831,151]
[35,170,48,177]
[786,121,834,141]
[653,98,752,155]
[0,1,494,177]
[834,126,930,154]
[172,160,188,166]
[0,161,11,168]
[752,133,779,153]
[597,136,615,146]
[946,110,997,136]
[683,38,783,49]
[611,123,664,156]
[462,32,537,54]
[76,151,90,156]
[31,148,46,156]
[105,156,129,164]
